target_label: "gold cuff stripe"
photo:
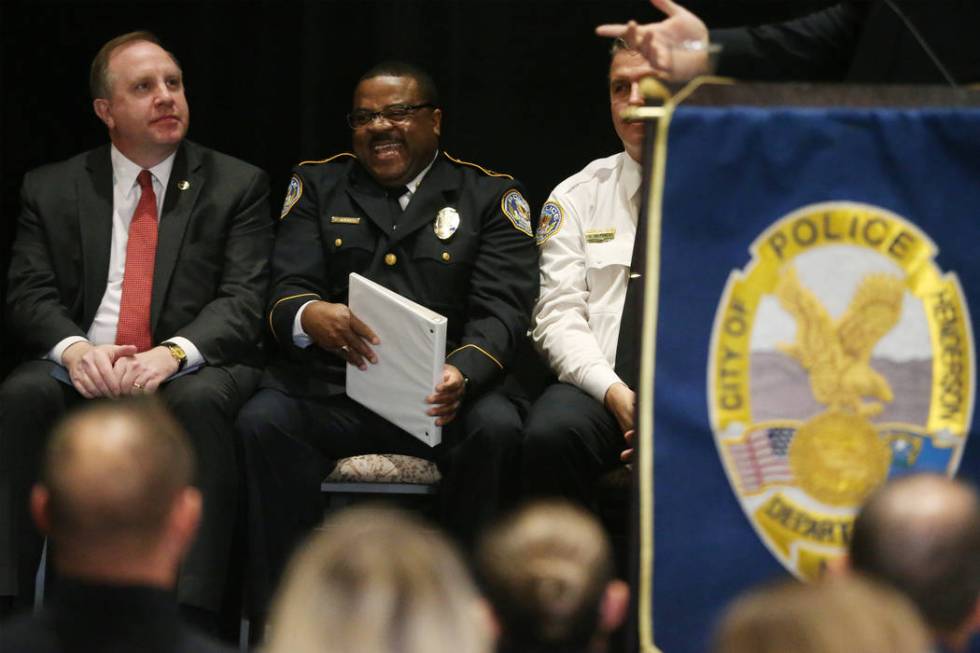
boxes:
[299,152,356,166]
[446,344,503,370]
[443,152,513,180]
[267,293,321,341]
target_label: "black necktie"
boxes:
[614,193,646,390]
[386,185,409,223]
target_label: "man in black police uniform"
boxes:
[237,61,538,613]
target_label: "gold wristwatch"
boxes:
[161,341,187,373]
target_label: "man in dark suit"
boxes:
[0,399,233,653]
[0,31,272,626]
[236,61,538,614]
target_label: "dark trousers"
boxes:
[522,383,625,506]
[237,387,525,615]
[0,360,252,613]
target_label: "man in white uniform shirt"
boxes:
[523,40,654,505]
[0,31,272,630]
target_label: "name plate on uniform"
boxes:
[585,228,616,243]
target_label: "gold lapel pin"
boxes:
[177,180,191,190]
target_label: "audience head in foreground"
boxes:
[476,501,629,653]
[266,505,492,653]
[0,399,229,653]
[848,473,980,652]
[714,575,929,653]
[33,397,201,585]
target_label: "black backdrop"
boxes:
[0,0,833,364]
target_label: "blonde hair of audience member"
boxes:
[30,398,200,586]
[476,501,629,652]
[265,505,492,653]
[714,575,929,653]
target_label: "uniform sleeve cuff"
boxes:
[269,293,321,347]
[446,344,503,393]
[581,366,624,405]
[292,300,317,348]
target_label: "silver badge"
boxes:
[177,180,191,191]
[434,207,460,240]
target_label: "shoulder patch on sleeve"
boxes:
[280,174,303,220]
[443,152,514,179]
[500,189,533,236]
[536,200,564,245]
[298,152,356,166]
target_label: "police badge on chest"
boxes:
[434,207,460,240]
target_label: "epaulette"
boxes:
[299,152,356,166]
[443,152,513,180]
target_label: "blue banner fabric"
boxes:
[650,106,979,653]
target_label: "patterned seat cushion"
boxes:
[325,454,441,485]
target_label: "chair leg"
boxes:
[239,614,250,652]
[34,539,47,613]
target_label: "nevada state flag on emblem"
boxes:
[645,105,979,653]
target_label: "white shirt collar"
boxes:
[405,150,440,196]
[620,151,643,218]
[110,145,177,196]
[621,151,642,202]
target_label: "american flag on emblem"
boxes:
[729,427,795,492]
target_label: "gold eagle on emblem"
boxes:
[774,266,905,417]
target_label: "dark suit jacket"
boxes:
[0,580,234,653]
[712,0,980,84]
[5,140,273,374]
[263,151,539,399]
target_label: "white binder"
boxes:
[345,273,447,446]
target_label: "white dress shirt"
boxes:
[48,145,203,371]
[532,151,642,402]
[291,151,440,347]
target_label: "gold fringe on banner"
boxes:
[635,75,735,653]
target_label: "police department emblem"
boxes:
[536,201,564,245]
[501,189,533,236]
[708,202,974,580]
[281,174,303,219]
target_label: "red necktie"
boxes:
[115,169,158,352]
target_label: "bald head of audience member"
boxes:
[848,473,980,651]
[266,505,492,653]
[30,399,201,588]
[476,501,629,653]
[714,575,929,653]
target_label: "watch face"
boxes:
[164,343,186,366]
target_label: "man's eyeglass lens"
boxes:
[347,103,434,129]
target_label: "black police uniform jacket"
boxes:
[263,151,539,399]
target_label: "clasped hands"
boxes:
[302,300,466,426]
[604,381,637,465]
[62,341,179,399]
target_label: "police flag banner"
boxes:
[642,105,979,653]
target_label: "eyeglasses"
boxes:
[346,103,435,129]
